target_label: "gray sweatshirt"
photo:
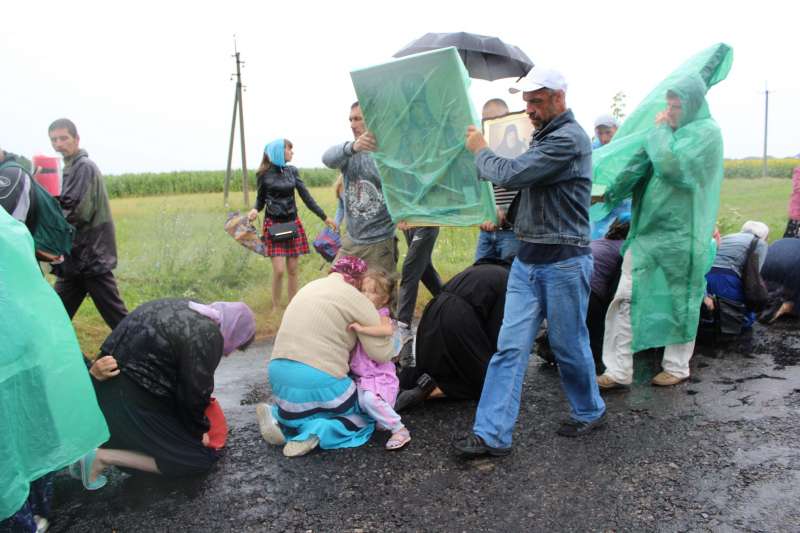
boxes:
[713,232,767,277]
[322,142,395,245]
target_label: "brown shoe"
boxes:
[597,374,625,390]
[651,371,687,387]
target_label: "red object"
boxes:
[204,397,228,450]
[32,155,62,196]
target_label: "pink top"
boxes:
[789,167,800,220]
[349,307,399,406]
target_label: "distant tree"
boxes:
[611,91,627,121]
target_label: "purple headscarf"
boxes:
[330,255,367,287]
[188,301,256,356]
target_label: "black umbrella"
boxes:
[393,32,533,81]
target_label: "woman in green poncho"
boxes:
[597,73,724,388]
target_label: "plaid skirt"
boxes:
[262,216,310,257]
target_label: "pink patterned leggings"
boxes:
[358,388,404,433]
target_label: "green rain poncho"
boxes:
[0,209,109,519]
[593,43,732,351]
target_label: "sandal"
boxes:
[79,449,107,490]
[386,428,411,451]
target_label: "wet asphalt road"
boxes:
[50,320,800,532]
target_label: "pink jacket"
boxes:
[790,167,800,220]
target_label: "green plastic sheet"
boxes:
[593,43,733,351]
[351,47,496,226]
[0,209,108,519]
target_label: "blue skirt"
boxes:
[268,359,374,449]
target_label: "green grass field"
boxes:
[66,178,793,353]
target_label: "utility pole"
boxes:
[224,36,249,207]
[762,83,769,178]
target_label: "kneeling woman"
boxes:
[256,257,395,457]
[81,299,255,488]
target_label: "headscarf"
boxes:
[741,220,769,241]
[264,139,286,167]
[330,255,367,287]
[188,301,256,356]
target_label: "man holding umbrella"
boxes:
[454,67,606,457]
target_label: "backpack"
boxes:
[0,160,74,256]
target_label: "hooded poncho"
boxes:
[592,43,733,351]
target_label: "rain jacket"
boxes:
[0,210,108,519]
[54,149,118,277]
[98,299,225,439]
[603,73,725,351]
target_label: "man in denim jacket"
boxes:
[454,68,606,457]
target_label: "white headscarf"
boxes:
[741,220,769,241]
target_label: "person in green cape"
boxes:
[0,209,109,531]
[597,72,725,388]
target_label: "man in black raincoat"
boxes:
[48,118,128,329]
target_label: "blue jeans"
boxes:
[474,229,520,262]
[473,255,605,448]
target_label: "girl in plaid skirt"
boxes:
[248,139,336,312]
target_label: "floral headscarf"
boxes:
[330,255,367,287]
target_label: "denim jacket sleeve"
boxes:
[474,132,579,190]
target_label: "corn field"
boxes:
[104,167,337,198]
[723,158,799,179]
[103,159,799,199]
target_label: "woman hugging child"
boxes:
[347,271,410,450]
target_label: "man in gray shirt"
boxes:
[322,102,397,274]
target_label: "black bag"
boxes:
[742,236,769,311]
[267,221,298,242]
[697,295,747,345]
[716,295,747,336]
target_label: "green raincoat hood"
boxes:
[667,73,709,128]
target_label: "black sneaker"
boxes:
[395,373,437,412]
[556,411,607,438]
[452,433,512,458]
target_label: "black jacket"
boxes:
[54,149,118,277]
[253,165,327,222]
[99,299,224,438]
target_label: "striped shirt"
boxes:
[493,185,517,211]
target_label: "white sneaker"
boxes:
[283,436,320,458]
[255,403,286,445]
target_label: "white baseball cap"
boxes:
[509,67,568,94]
[594,114,619,129]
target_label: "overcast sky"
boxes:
[3,0,798,174]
